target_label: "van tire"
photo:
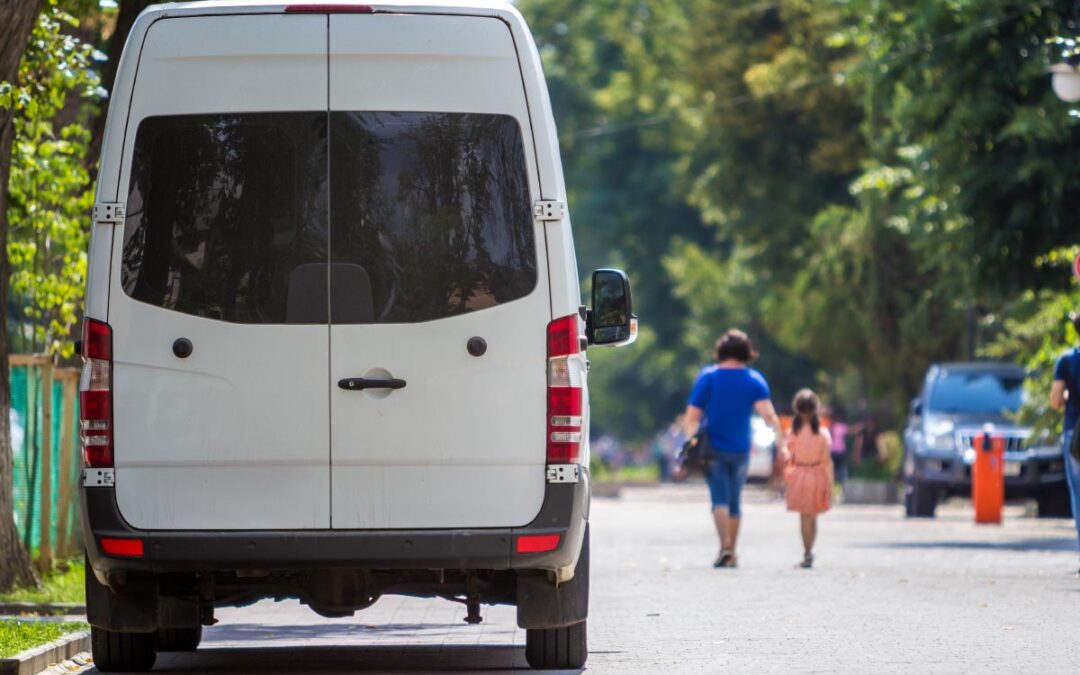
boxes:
[91,626,157,672]
[525,620,587,669]
[904,480,937,518]
[1036,487,1072,518]
[157,625,202,651]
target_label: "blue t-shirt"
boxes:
[688,367,771,454]
[1054,347,1080,431]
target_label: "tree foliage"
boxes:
[2,1,104,356]
[522,0,1080,440]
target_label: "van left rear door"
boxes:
[109,14,331,530]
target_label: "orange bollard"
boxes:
[972,433,1005,524]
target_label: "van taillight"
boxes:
[547,315,584,464]
[284,4,374,12]
[80,319,113,468]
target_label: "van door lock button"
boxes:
[467,337,487,357]
[172,338,193,358]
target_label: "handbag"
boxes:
[677,429,718,474]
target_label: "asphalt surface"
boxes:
[89,484,1080,673]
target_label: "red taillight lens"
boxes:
[284,4,374,12]
[547,315,583,464]
[84,318,112,360]
[516,533,561,554]
[100,537,144,557]
[80,319,114,468]
[546,314,580,358]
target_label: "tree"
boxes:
[0,0,46,592]
[86,0,156,176]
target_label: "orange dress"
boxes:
[785,429,833,515]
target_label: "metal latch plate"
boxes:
[533,199,566,223]
[83,468,115,487]
[546,464,580,484]
[93,202,125,225]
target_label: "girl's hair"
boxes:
[1072,312,1080,336]
[792,388,821,434]
[714,329,758,363]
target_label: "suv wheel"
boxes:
[1036,487,1073,518]
[904,480,937,518]
[157,625,202,652]
[525,620,587,669]
[91,626,157,672]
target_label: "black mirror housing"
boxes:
[587,268,637,347]
[910,397,923,417]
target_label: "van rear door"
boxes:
[327,14,550,528]
[110,15,331,529]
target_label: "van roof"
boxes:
[147,0,518,18]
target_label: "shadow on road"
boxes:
[120,644,585,674]
[865,537,1078,553]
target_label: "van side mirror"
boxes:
[587,269,637,347]
[910,398,923,418]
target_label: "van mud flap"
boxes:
[516,525,589,629]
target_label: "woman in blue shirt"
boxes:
[1050,312,1080,573]
[684,329,787,568]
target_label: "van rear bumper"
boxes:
[82,475,589,578]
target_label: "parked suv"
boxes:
[79,2,636,671]
[902,362,1070,518]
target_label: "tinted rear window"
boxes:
[330,112,537,323]
[122,113,329,323]
[122,112,536,325]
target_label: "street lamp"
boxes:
[1049,61,1080,103]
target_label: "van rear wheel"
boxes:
[525,620,587,669]
[91,626,157,672]
[157,625,202,652]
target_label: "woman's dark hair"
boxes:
[714,329,758,363]
[1072,312,1080,337]
[792,388,821,435]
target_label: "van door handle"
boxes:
[338,377,407,391]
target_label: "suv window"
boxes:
[329,112,537,323]
[928,370,1025,414]
[122,113,329,323]
[122,112,537,325]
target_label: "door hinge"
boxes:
[533,199,566,223]
[93,202,125,226]
[546,464,580,484]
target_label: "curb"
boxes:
[0,605,85,618]
[0,631,90,675]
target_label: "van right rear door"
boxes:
[109,14,331,530]
[327,13,551,529]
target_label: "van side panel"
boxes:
[110,14,332,529]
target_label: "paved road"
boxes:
[94,484,1080,673]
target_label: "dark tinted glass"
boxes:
[928,371,1025,414]
[122,113,328,323]
[330,112,537,323]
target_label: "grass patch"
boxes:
[591,462,661,483]
[0,620,88,658]
[0,560,85,605]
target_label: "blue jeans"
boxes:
[1064,431,1080,548]
[706,451,750,516]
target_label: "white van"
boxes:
[79,1,635,670]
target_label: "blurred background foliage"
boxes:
[520,0,1080,440]
[1,0,1078,440]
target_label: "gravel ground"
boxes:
[89,483,1080,673]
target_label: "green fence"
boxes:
[10,356,81,567]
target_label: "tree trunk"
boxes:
[0,0,47,592]
[85,0,157,179]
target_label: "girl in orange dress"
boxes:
[784,389,833,568]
